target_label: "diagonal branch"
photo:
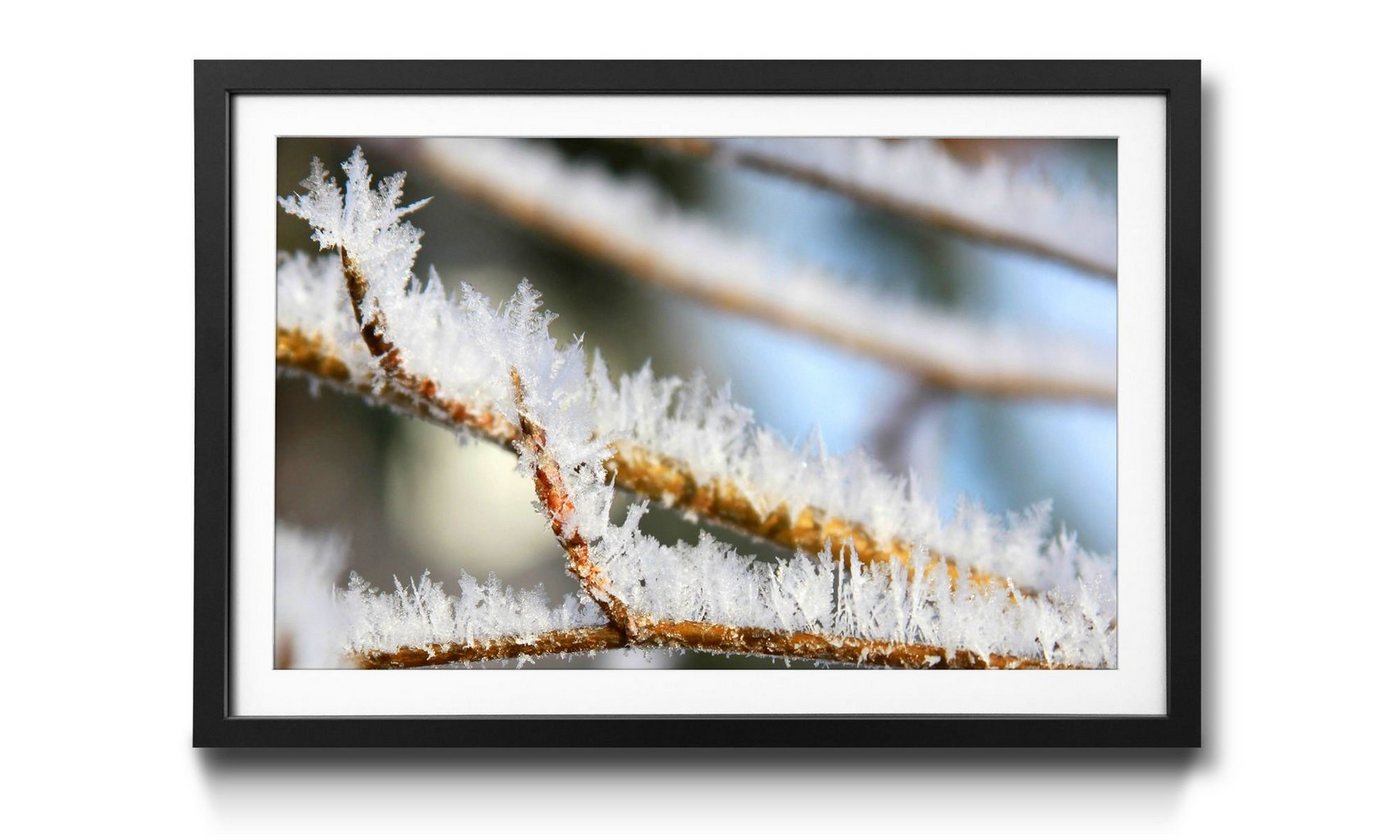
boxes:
[330,252,520,445]
[278,325,517,445]
[510,368,638,635]
[644,137,1118,280]
[277,326,1004,591]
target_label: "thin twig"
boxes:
[351,619,1075,670]
[341,249,403,374]
[510,368,638,635]
[353,625,626,668]
[331,255,520,444]
[633,618,1075,669]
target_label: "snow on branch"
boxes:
[342,570,614,667]
[275,149,1118,669]
[293,516,1112,670]
[276,253,519,446]
[273,527,620,668]
[650,137,1119,279]
[589,353,1111,594]
[401,138,1116,405]
[277,255,1106,596]
[510,366,637,635]
[594,503,1114,668]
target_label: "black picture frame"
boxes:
[194,59,1201,748]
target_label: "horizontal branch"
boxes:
[635,618,1074,670]
[646,137,1118,280]
[324,538,1097,671]
[277,327,1002,591]
[353,625,625,668]
[350,620,1074,670]
[400,138,1116,405]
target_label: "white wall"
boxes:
[4,2,1395,835]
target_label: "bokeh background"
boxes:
[275,137,1117,668]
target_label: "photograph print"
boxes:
[273,135,1119,672]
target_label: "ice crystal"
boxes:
[340,570,605,657]
[596,503,1116,668]
[277,147,431,321]
[275,521,605,663]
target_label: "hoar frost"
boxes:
[275,148,1119,668]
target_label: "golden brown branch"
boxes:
[509,368,638,635]
[341,250,403,374]
[350,620,1073,670]
[635,618,1075,670]
[608,440,1006,590]
[277,327,1008,592]
[353,625,626,668]
[278,328,518,448]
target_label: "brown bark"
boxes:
[353,626,626,669]
[351,620,1074,670]
[637,618,1072,670]
[510,369,637,635]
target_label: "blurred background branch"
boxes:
[392,138,1116,405]
[644,137,1118,279]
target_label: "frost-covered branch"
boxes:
[648,137,1118,279]
[278,316,1057,593]
[510,367,637,635]
[592,504,1113,668]
[354,626,626,668]
[275,323,517,446]
[276,524,621,669]
[337,565,621,668]
[276,149,1118,670]
[317,516,1112,670]
[397,138,1115,404]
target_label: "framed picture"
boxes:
[194,60,1200,747]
